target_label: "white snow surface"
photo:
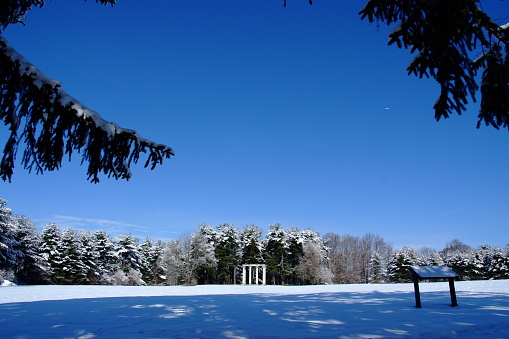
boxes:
[1,280,509,338]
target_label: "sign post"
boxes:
[408,266,459,308]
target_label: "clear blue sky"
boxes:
[2,0,509,250]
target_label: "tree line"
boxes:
[1,198,508,286]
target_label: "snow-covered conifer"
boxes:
[426,251,445,266]
[139,237,163,284]
[388,247,424,283]
[78,230,100,284]
[39,223,63,283]
[263,223,287,285]
[0,199,20,274]
[12,215,47,284]
[215,224,240,284]
[93,230,118,282]
[53,228,88,284]
[368,252,386,283]
[115,233,144,278]
[239,225,264,265]
[491,246,509,279]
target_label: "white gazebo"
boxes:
[242,264,266,285]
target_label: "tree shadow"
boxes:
[1,289,509,338]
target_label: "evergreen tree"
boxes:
[491,246,509,279]
[239,225,264,265]
[214,224,240,284]
[116,233,143,272]
[475,245,494,280]
[444,250,472,280]
[465,248,486,280]
[263,224,287,285]
[368,252,386,284]
[426,251,445,266]
[39,223,62,283]
[148,239,165,285]
[283,227,304,285]
[0,198,20,274]
[78,230,100,284]
[13,215,47,284]
[53,228,88,284]
[92,230,118,281]
[139,237,163,284]
[388,247,423,283]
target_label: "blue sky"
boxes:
[2,0,509,250]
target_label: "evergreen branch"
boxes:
[360,0,509,129]
[0,1,116,32]
[0,36,174,183]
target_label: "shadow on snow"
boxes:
[1,289,509,338]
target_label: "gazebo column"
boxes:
[262,264,266,285]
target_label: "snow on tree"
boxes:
[38,222,62,283]
[141,238,164,285]
[156,236,198,286]
[263,223,288,285]
[280,227,304,285]
[53,228,89,284]
[426,251,445,266]
[296,229,332,285]
[189,224,217,285]
[388,247,424,283]
[0,198,21,276]
[0,1,174,182]
[214,224,240,284]
[191,224,217,282]
[92,230,118,282]
[443,249,477,281]
[368,252,386,284]
[177,234,199,286]
[138,237,164,284]
[157,239,184,286]
[113,233,145,285]
[239,224,264,265]
[475,245,494,279]
[12,215,47,284]
[491,246,509,279]
[78,230,101,284]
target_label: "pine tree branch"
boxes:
[0,36,174,183]
[360,0,509,129]
[0,1,117,32]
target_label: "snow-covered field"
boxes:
[1,280,509,338]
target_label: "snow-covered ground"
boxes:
[1,280,509,338]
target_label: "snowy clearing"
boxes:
[1,280,509,338]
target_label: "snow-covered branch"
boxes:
[0,36,174,182]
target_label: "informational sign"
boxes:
[408,266,459,308]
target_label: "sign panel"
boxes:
[409,266,459,279]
